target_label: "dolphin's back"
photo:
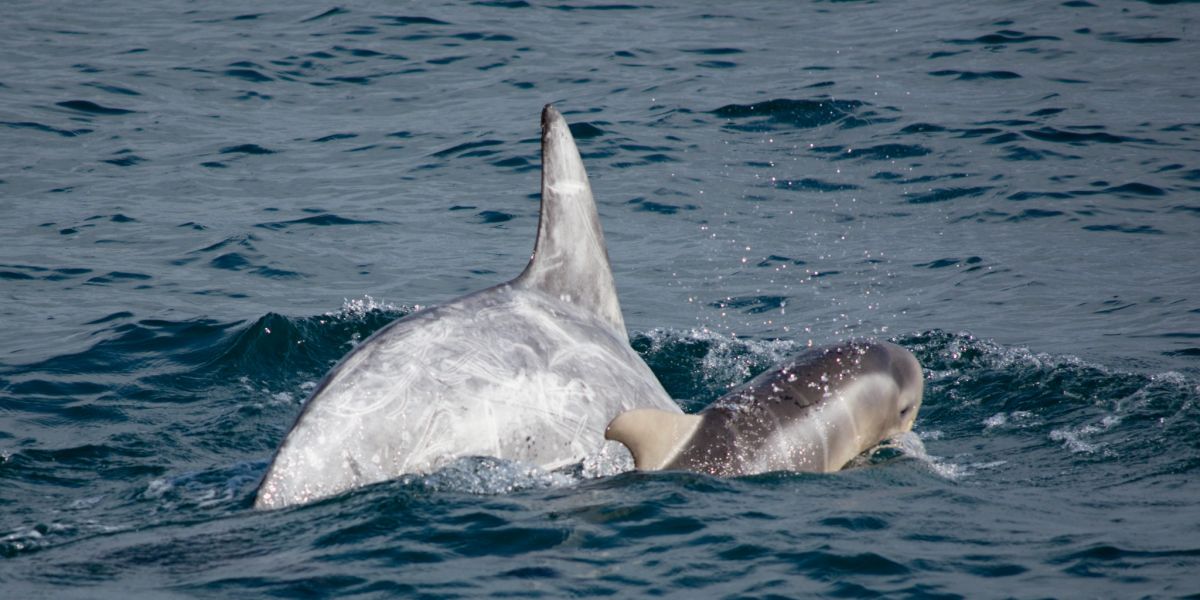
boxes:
[255,106,681,509]
[256,285,675,508]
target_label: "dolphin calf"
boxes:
[255,105,682,509]
[604,341,922,476]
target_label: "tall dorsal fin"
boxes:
[515,104,627,339]
[605,408,702,470]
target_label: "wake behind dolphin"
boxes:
[255,106,682,509]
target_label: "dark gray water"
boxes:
[2,1,1199,597]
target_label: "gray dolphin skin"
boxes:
[605,341,923,476]
[255,105,682,509]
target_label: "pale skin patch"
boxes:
[254,106,683,510]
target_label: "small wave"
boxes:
[708,295,789,315]
[0,264,95,282]
[682,47,743,55]
[477,210,515,224]
[255,213,386,230]
[773,178,859,193]
[848,430,922,468]
[1082,224,1164,235]
[899,330,1200,478]
[915,256,984,270]
[1013,208,1068,224]
[84,270,152,285]
[813,143,931,161]
[711,98,864,132]
[330,294,413,318]
[1099,182,1166,197]
[905,186,992,204]
[947,30,1062,45]
[209,252,301,279]
[982,410,1037,430]
[1007,190,1073,201]
[929,70,1022,81]
[56,99,135,115]
[1099,33,1180,45]
[2,120,93,137]
[301,7,349,22]
[143,461,264,512]
[625,197,696,215]
[1022,126,1137,145]
[373,15,451,26]
[547,3,643,11]
[431,138,504,158]
[191,233,258,255]
[1,519,125,559]
[1049,416,1121,455]
[696,60,737,69]
[220,143,275,155]
[633,328,800,409]
[312,132,358,143]
[102,153,146,167]
[211,301,410,384]
[473,0,531,7]
[900,123,947,134]
[1000,144,1074,161]
[223,67,273,83]
[1028,107,1066,117]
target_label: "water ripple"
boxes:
[2,0,1198,595]
[906,186,991,204]
[929,69,1022,81]
[948,30,1063,45]
[255,214,386,230]
[2,120,93,137]
[712,98,864,131]
[55,100,135,115]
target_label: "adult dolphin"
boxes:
[605,341,922,476]
[255,105,682,509]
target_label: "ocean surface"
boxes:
[2,0,1199,597]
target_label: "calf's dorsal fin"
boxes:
[605,408,702,470]
[515,104,626,338]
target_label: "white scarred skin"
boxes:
[255,106,681,509]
